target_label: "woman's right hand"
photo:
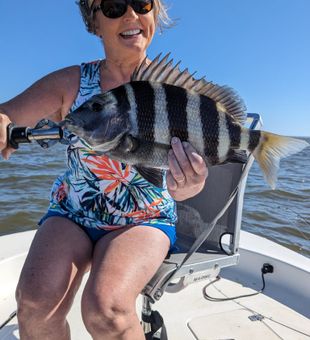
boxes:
[0,113,15,160]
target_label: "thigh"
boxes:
[86,225,170,303]
[16,217,93,313]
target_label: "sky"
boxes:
[0,0,309,137]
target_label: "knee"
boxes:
[15,278,69,324]
[82,288,136,336]
[16,280,44,313]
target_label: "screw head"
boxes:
[154,290,162,300]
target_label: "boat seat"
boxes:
[142,113,262,304]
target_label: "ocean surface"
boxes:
[0,138,309,258]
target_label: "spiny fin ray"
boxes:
[131,52,247,125]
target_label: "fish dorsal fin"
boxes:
[131,52,247,125]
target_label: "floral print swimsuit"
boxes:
[39,61,177,247]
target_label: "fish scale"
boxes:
[163,84,189,142]
[151,82,170,145]
[199,94,220,165]
[131,81,156,144]
[185,92,204,156]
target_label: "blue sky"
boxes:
[0,0,309,136]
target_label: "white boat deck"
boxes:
[1,230,310,340]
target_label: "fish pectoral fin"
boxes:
[225,149,248,164]
[122,134,140,153]
[134,166,164,188]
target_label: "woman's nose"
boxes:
[122,5,139,20]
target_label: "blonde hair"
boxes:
[77,0,173,35]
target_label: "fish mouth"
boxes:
[61,117,128,152]
[61,117,87,133]
[59,117,78,129]
[60,118,90,141]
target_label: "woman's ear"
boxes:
[91,7,102,38]
[94,23,103,38]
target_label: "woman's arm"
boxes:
[166,137,208,201]
[0,66,80,159]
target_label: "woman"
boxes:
[0,0,208,339]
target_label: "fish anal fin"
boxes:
[225,149,248,164]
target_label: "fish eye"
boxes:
[91,102,103,112]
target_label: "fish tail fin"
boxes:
[252,131,309,189]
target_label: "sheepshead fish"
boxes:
[63,53,309,188]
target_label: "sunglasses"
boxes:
[93,0,154,19]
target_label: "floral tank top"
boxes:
[45,61,177,231]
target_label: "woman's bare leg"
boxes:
[81,225,170,340]
[16,217,92,340]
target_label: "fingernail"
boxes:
[182,141,189,148]
[169,181,177,190]
[192,152,203,163]
[171,137,179,144]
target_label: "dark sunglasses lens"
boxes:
[101,0,127,18]
[131,0,153,14]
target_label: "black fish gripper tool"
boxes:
[7,119,68,149]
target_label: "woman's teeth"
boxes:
[120,29,142,37]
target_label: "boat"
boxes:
[1,229,309,339]
[1,114,309,339]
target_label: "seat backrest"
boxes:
[176,162,244,254]
[142,113,262,302]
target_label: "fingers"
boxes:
[0,113,14,160]
[167,137,208,200]
[181,142,208,177]
[168,137,208,181]
[1,147,15,160]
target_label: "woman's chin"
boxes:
[118,35,148,52]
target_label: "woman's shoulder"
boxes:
[43,66,81,118]
[39,61,101,118]
[48,65,81,83]
[56,59,101,74]
[53,60,101,86]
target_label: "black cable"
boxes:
[0,311,17,330]
[203,272,266,302]
[219,232,234,255]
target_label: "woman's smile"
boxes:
[120,28,143,38]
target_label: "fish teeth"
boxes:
[121,29,141,36]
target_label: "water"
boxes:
[242,137,310,257]
[1,138,309,258]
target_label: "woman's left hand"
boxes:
[167,137,208,201]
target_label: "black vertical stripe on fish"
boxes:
[248,130,261,151]
[227,117,241,149]
[163,84,189,141]
[124,84,138,136]
[111,85,131,116]
[130,81,156,143]
[200,95,219,165]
